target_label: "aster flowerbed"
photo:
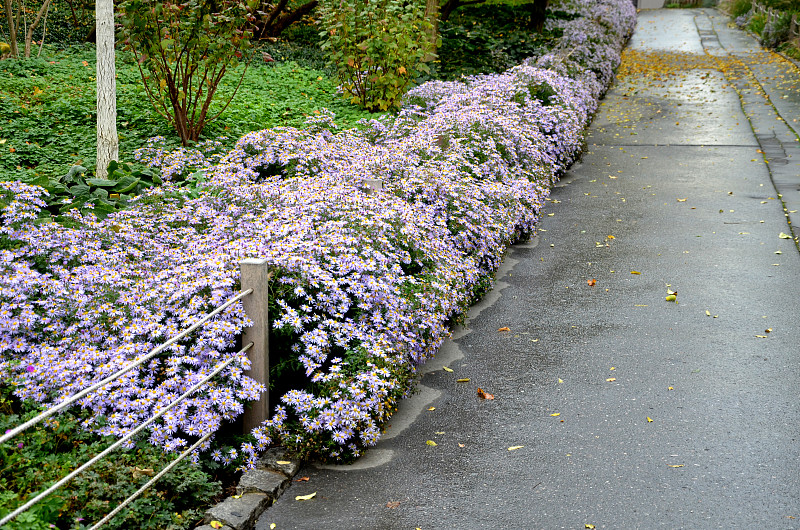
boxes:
[0,0,636,475]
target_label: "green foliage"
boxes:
[0,46,375,185]
[317,0,436,111]
[118,0,256,145]
[0,387,221,530]
[747,12,768,34]
[729,0,753,17]
[431,3,562,80]
[24,161,162,220]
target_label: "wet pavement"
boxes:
[256,8,800,529]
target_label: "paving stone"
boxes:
[236,468,288,497]
[256,446,301,477]
[204,493,270,530]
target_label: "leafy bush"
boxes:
[729,0,753,17]
[760,12,791,47]
[748,12,768,33]
[0,386,221,529]
[433,3,562,80]
[118,0,256,144]
[317,0,436,111]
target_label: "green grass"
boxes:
[0,42,377,182]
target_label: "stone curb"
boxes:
[198,447,303,530]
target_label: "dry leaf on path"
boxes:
[477,388,495,400]
[498,327,511,332]
[295,492,317,501]
[456,378,470,383]
[442,366,454,372]
[295,476,310,482]
[426,440,438,446]
[386,501,402,509]
[587,278,597,286]
[507,445,524,451]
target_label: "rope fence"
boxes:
[0,258,271,528]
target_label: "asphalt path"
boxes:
[257,9,800,529]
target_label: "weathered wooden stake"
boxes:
[240,258,270,432]
[364,178,384,195]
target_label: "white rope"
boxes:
[89,432,213,530]
[0,288,253,446]
[0,343,253,528]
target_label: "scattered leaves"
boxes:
[477,388,495,400]
[295,492,317,501]
[665,294,677,302]
[587,278,597,286]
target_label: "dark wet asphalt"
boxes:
[257,9,800,529]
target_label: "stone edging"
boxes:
[195,447,303,530]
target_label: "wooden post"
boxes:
[240,258,270,432]
[364,178,384,195]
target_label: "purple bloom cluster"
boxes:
[0,0,635,466]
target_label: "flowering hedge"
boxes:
[0,0,635,467]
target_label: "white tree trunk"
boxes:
[95,0,118,179]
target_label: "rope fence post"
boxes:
[364,178,384,195]
[240,258,270,432]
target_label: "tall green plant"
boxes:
[118,0,255,145]
[318,0,436,112]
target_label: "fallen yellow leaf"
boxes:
[668,464,684,468]
[779,232,792,239]
[458,443,465,448]
[507,445,524,451]
[765,328,772,333]
[456,378,470,383]
[606,377,616,382]
[271,524,277,529]
[705,310,711,316]
[610,367,616,370]
[755,335,768,338]
[647,417,653,422]
[442,366,454,372]
[276,460,291,465]
[210,522,224,529]
[631,270,641,275]
[498,327,511,332]
[677,198,687,202]
[586,525,596,529]
[668,386,674,390]
[426,440,438,446]
[558,378,564,384]
[296,492,317,501]
[550,413,561,417]
[427,407,436,411]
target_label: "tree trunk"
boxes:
[24,0,52,58]
[3,0,19,57]
[423,0,438,61]
[530,0,549,33]
[95,0,118,179]
[268,0,317,37]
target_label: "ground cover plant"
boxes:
[0,0,635,524]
